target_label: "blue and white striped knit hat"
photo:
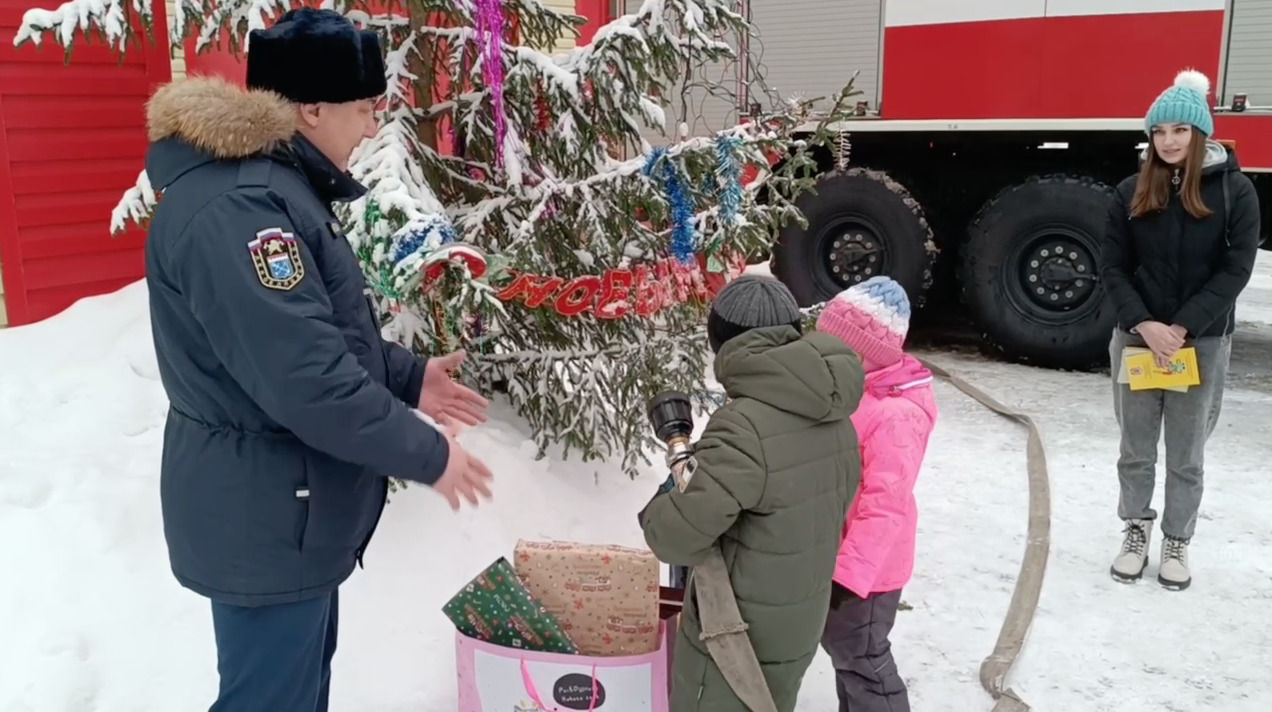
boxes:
[816,276,911,370]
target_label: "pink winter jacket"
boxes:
[833,354,938,598]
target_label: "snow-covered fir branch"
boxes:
[340,5,411,32]
[109,169,158,235]
[341,20,447,246]
[167,0,193,46]
[474,325,707,471]
[426,0,750,202]
[414,24,475,41]
[13,0,292,54]
[476,332,700,363]
[450,125,777,242]
[344,110,446,244]
[13,0,145,51]
[192,0,289,53]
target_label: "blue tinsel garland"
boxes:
[715,135,743,225]
[389,213,457,267]
[643,147,696,265]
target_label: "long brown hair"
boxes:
[1129,130,1213,219]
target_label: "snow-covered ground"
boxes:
[2,252,1270,712]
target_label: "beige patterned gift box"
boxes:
[513,539,662,656]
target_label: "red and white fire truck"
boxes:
[668,0,1272,368]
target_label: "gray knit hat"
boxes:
[707,275,802,353]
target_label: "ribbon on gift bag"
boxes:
[521,660,601,712]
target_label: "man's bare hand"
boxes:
[431,432,494,511]
[418,350,490,427]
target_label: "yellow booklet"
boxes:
[1121,347,1201,392]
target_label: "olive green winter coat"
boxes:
[640,325,864,711]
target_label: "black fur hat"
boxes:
[246,8,387,104]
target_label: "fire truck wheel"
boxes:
[770,168,936,307]
[962,174,1118,369]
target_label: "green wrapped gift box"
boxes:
[442,556,579,654]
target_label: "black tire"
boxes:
[770,168,936,307]
[961,174,1118,370]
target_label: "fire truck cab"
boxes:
[646,0,1272,368]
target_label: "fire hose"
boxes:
[919,357,1051,712]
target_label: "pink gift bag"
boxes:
[455,621,671,712]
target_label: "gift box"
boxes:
[514,540,661,656]
[442,556,579,654]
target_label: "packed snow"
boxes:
[2,253,1271,711]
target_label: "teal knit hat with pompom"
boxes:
[1145,69,1213,136]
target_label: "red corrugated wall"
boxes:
[0,0,171,325]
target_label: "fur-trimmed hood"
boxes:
[144,76,367,204]
[147,76,296,160]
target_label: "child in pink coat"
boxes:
[815,276,938,712]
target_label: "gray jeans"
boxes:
[1109,328,1232,540]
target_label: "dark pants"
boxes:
[209,590,339,712]
[820,585,910,712]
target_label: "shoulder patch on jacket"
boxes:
[248,227,305,290]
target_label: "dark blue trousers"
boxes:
[209,590,339,712]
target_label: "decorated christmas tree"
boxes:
[16,0,854,475]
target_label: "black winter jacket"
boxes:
[143,78,449,606]
[1101,141,1261,338]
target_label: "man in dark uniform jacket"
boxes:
[142,8,493,711]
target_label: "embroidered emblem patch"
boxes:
[247,227,304,290]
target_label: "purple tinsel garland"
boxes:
[474,0,507,173]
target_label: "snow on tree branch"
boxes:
[12,0,291,60]
[340,18,448,246]
[13,0,147,52]
[109,169,157,235]
[191,0,289,53]
[344,106,448,246]
[450,125,773,243]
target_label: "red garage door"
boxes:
[0,1,171,326]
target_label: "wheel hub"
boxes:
[1021,239,1096,310]
[824,228,884,288]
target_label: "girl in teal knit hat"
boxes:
[1133,69,1220,216]
[1099,69,1262,592]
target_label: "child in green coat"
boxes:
[640,275,865,711]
